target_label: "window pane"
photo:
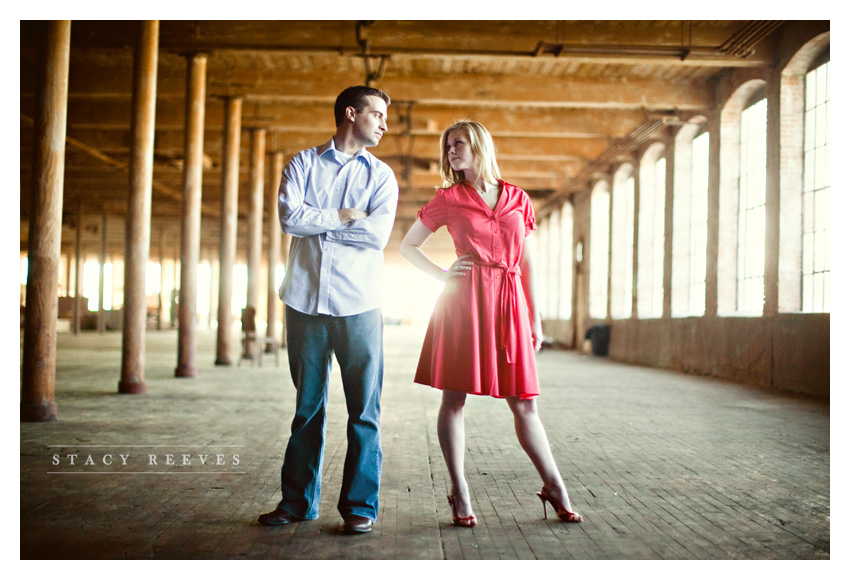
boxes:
[813,272,824,312]
[813,230,825,272]
[817,64,828,104]
[824,272,831,312]
[805,68,817,107]
[815,147,827,190]
[802,233,813,275]
[804,152,815,192]
[816,100,827,148]
[803,190,814,232]
[822,101,830,150]
[802,274,812,313]
[815,188,830,233]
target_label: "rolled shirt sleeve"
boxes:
[278,153,343,237]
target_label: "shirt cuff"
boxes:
[322,208,342,230]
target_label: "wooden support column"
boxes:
[246,129,266,315]
[156,228,164,329]
[265,151,284,351]
[97,209,107,333]
[119,20,159,394]
[175,52,207,378]
[170,257,178,328]
[63,252,71,297]
[662,143,675,319]
[209,249,218,328]
[21,20,71,422]
[214,96,242,365]
[763,72,781,317]
[73,201,83,335]
[705,115,722,318]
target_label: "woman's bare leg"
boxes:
[506,396,576,512]
[437,390,474,517]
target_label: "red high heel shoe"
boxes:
[447,494,477,527]
[537,488,583,523]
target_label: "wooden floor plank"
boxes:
[19,326,830,560]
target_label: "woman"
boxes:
[400,120,583,526]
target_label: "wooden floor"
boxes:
[19,324,830,560]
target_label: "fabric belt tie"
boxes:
[472,260,521,364]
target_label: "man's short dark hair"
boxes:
[334,86,391,127]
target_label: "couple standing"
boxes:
[258,86,582,534]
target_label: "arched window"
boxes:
[610,164,635,319]
[737,95,767,314]
[718,80,765,316]
[802,58,830,312]
[778,34,829,314]
[559,201,574,320]
[589,180,610,319]
[637,143,666,319]
[672,121,708,317]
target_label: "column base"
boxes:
[118,379,146,394]
[175,365,197,378]
[214,357,232,366]
[21,402,58,422]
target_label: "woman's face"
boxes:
[446,129,477,177]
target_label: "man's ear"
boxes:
[346,106,357,122]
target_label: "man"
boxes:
[258,86,398,534]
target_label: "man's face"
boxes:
[350,95,389,148]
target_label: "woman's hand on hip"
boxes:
[442,255,473,282]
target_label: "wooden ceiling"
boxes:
[19,20,783,262]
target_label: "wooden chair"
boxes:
[238,306,280,367]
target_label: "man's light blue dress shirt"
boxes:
[278,139,399,316]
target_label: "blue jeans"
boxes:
[276,306,383,522]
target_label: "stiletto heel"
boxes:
[447,494,477,527]
[537,488,583,523]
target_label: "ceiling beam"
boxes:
[23,66,714,113]
[26,20,775,67]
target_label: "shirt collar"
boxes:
[318,138,372,166]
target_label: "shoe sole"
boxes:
[258,515,298,526]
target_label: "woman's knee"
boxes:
[441,390,467,410]
[507,396,538,418]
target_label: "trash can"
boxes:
[585,324,611,356]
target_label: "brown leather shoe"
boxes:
[258,508,299,526]
[342,515,373,534]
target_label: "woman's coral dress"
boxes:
[414,180,539,399]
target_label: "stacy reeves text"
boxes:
[50,452,241,469]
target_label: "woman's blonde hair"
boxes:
[439,120,501,188]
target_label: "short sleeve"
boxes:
[522,190,536,236]
[417,189,450,232]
